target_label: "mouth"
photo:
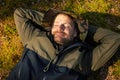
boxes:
[55,32,65,36]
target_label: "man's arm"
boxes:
[88,27,120,71]
[14,8,44,45]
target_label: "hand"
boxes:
[43,9,58,23]
[75,18,88,33]
[75,18,89,42]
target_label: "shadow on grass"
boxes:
[81,12,120,33]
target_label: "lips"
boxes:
[55,32,65,37]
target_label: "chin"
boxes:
[54,39,63,45]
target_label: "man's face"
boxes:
[51,14,77,45]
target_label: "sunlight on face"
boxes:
[51,14,77,45]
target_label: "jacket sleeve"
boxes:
[14,8,45,45]
[88,27,120,71]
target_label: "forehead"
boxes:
[54,14,73,23]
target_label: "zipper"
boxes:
[43,42,83,72]
[43,47,62,72]
[43,59,54,72]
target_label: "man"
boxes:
[7,8,120,80]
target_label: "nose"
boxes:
[58,24,65,32]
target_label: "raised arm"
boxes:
[88,27,120,71]
[14,8,44,45]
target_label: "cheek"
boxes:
[51,28,56,35]
[65,31,70,35]
[66,29,75,38]
[64,30,71,37]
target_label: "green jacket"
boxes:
[14,8,120,73]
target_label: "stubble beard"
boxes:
[53,33,71,45]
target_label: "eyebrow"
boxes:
[54,22,59,24]
[54,21,72,24]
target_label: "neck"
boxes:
[57,39,78,50]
